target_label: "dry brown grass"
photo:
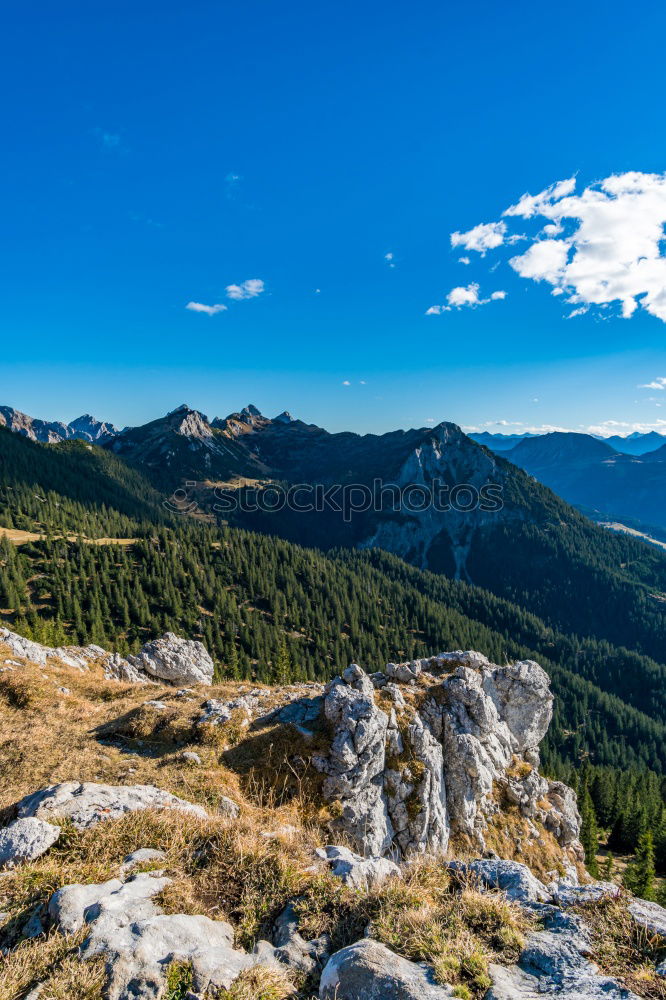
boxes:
[484,805,574,882]
[572,894,666,999]
[0,643,590,1000]
[218,966,296,999]
[0,928,105,1000]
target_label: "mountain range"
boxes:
[471,428,666,455]
[0,405,119,444]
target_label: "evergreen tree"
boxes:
[624,830,656,901]
[579,779,600,877]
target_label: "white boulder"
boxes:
[0,817,61,869]
[16,782,207,830]
[319,939,455,998]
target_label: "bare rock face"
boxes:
[15,782,207,830]
[313,667,394,857]
[125,632,214,686]
[384,714,449,856]
[0,817,61,869]
[313,651,581,862]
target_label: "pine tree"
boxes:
[602,852,614,881]
[579,780,600,877]
[624,830,656,901]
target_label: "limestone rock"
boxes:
[127,632,214,686]
[252,901,329,974]
[543,781,583,850]
[445,858,551,903]
[319,938,455,998]
[487,902,640,999]
[0,817,61,869]
[384,715,449,856]
[313,652,581,861]
[16,782,207,830]
[315,845,402,890]
[313,668,393,856]
[553,881,621,908]
[49,871,257,999]
[628,897,666,937]
[120,848,166,875]
[218,795,241,819]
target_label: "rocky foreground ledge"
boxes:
[1,634,665,999]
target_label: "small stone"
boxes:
[316,845,402,890]
[181,751,202,766]
[218,795,240,819]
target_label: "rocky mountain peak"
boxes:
[274,410,296,424]
[0,405,119,444]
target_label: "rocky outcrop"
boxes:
[312,665,394,857]
[0,626,215,687]
[0,628,106,670]
[319,939,455,998]
[313,651,582,861]
[628,897,666,937]
[0,817,61,869]
[15,782,207,829]
[251,901,330,975]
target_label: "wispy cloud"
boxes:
[453,171,666,323]
[639,377,666,389]
[342,380,351,386]
[186,301,227,316]
[384,252,396,268]
[426,283,507,314]
[226,278,265,301]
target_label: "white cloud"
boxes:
[457,172,666,323]
[639,377,666,389]
[458,256,471,265]
[384,252,395,269]
[448,283,484,307]
[226,278,265,300]
[342,380,351,386]
[186,301,227,316]
[503,177,577,218]
[426,284,508,314]
[450,221,506,255]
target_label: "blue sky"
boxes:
[2,0,666,435]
